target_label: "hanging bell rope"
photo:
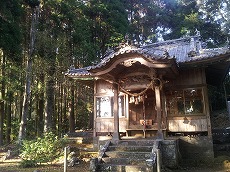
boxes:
[117,77,163,97]
[98,76,163,97]
[118,80,153,97]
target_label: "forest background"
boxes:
[0,0,230,146]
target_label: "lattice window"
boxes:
[166,88,204,116]
[96,96,125,117]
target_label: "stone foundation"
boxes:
[178,136,214,165]
[160,139,179,169]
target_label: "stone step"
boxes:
[111,140,155,147]
[105,151,151,159]
[97,164,154,172]
[67,136,93,144]
[108,145,152,152]
[97,140,157,171]
[0,152,5,160]
[101,157,129,165]
[102,157,148,166]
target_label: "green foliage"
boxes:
[10,118,20,141]
[3,118,20,144]
[25,0,40,8]
[74,83,94,130]
[208,85,227,110]
[84,0,128,55]
[19,159,37,168]
[197,0,230,34]
[25,119,37,139]
[75,100,91,130]
[20,132,67,167]
[0,0,23,61]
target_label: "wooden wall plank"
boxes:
[167,118,207,132]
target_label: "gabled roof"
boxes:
[65,35,230,82]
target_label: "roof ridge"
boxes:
[142,35,200,48]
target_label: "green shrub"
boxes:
[20,132,67,167]
[19,160,37,168]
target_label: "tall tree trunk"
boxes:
[57,83,62,136]
[18,6,39,143]
[36,73,44,136]
[19,75,24,120]
[53,82,57,132]
[63,87,68,133]
[18,43,32,142]
[44,62,55,133]
[44,78,54,132]
[0,51,5,146]
[6,92,12,144]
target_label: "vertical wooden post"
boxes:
[157,149,161,172]
[69,83,75,133]
[64,147,67,172]
[202,68,212,138]
[125,95,129,129]
[113,83,120,140]
[143,95,146,138]
[203,86,212,138]
[93,80,97,137]
[155,86,163,139]
[161,91,167,131]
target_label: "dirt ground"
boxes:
[172,166,229,172]
[1,157,230,172]
[0,158,90,172]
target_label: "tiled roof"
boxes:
[65,35,230,77]
[66,66,92,77]
[143,36,230,63]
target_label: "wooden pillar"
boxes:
[113,83,120,140]
[155,86,163,139]
[161,91,167,137]
[93,80,97,137]
[202,69,212,138]
[203,86,212,138]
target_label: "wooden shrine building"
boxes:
[65,34,230,141]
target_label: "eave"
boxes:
[179,54,230,86]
